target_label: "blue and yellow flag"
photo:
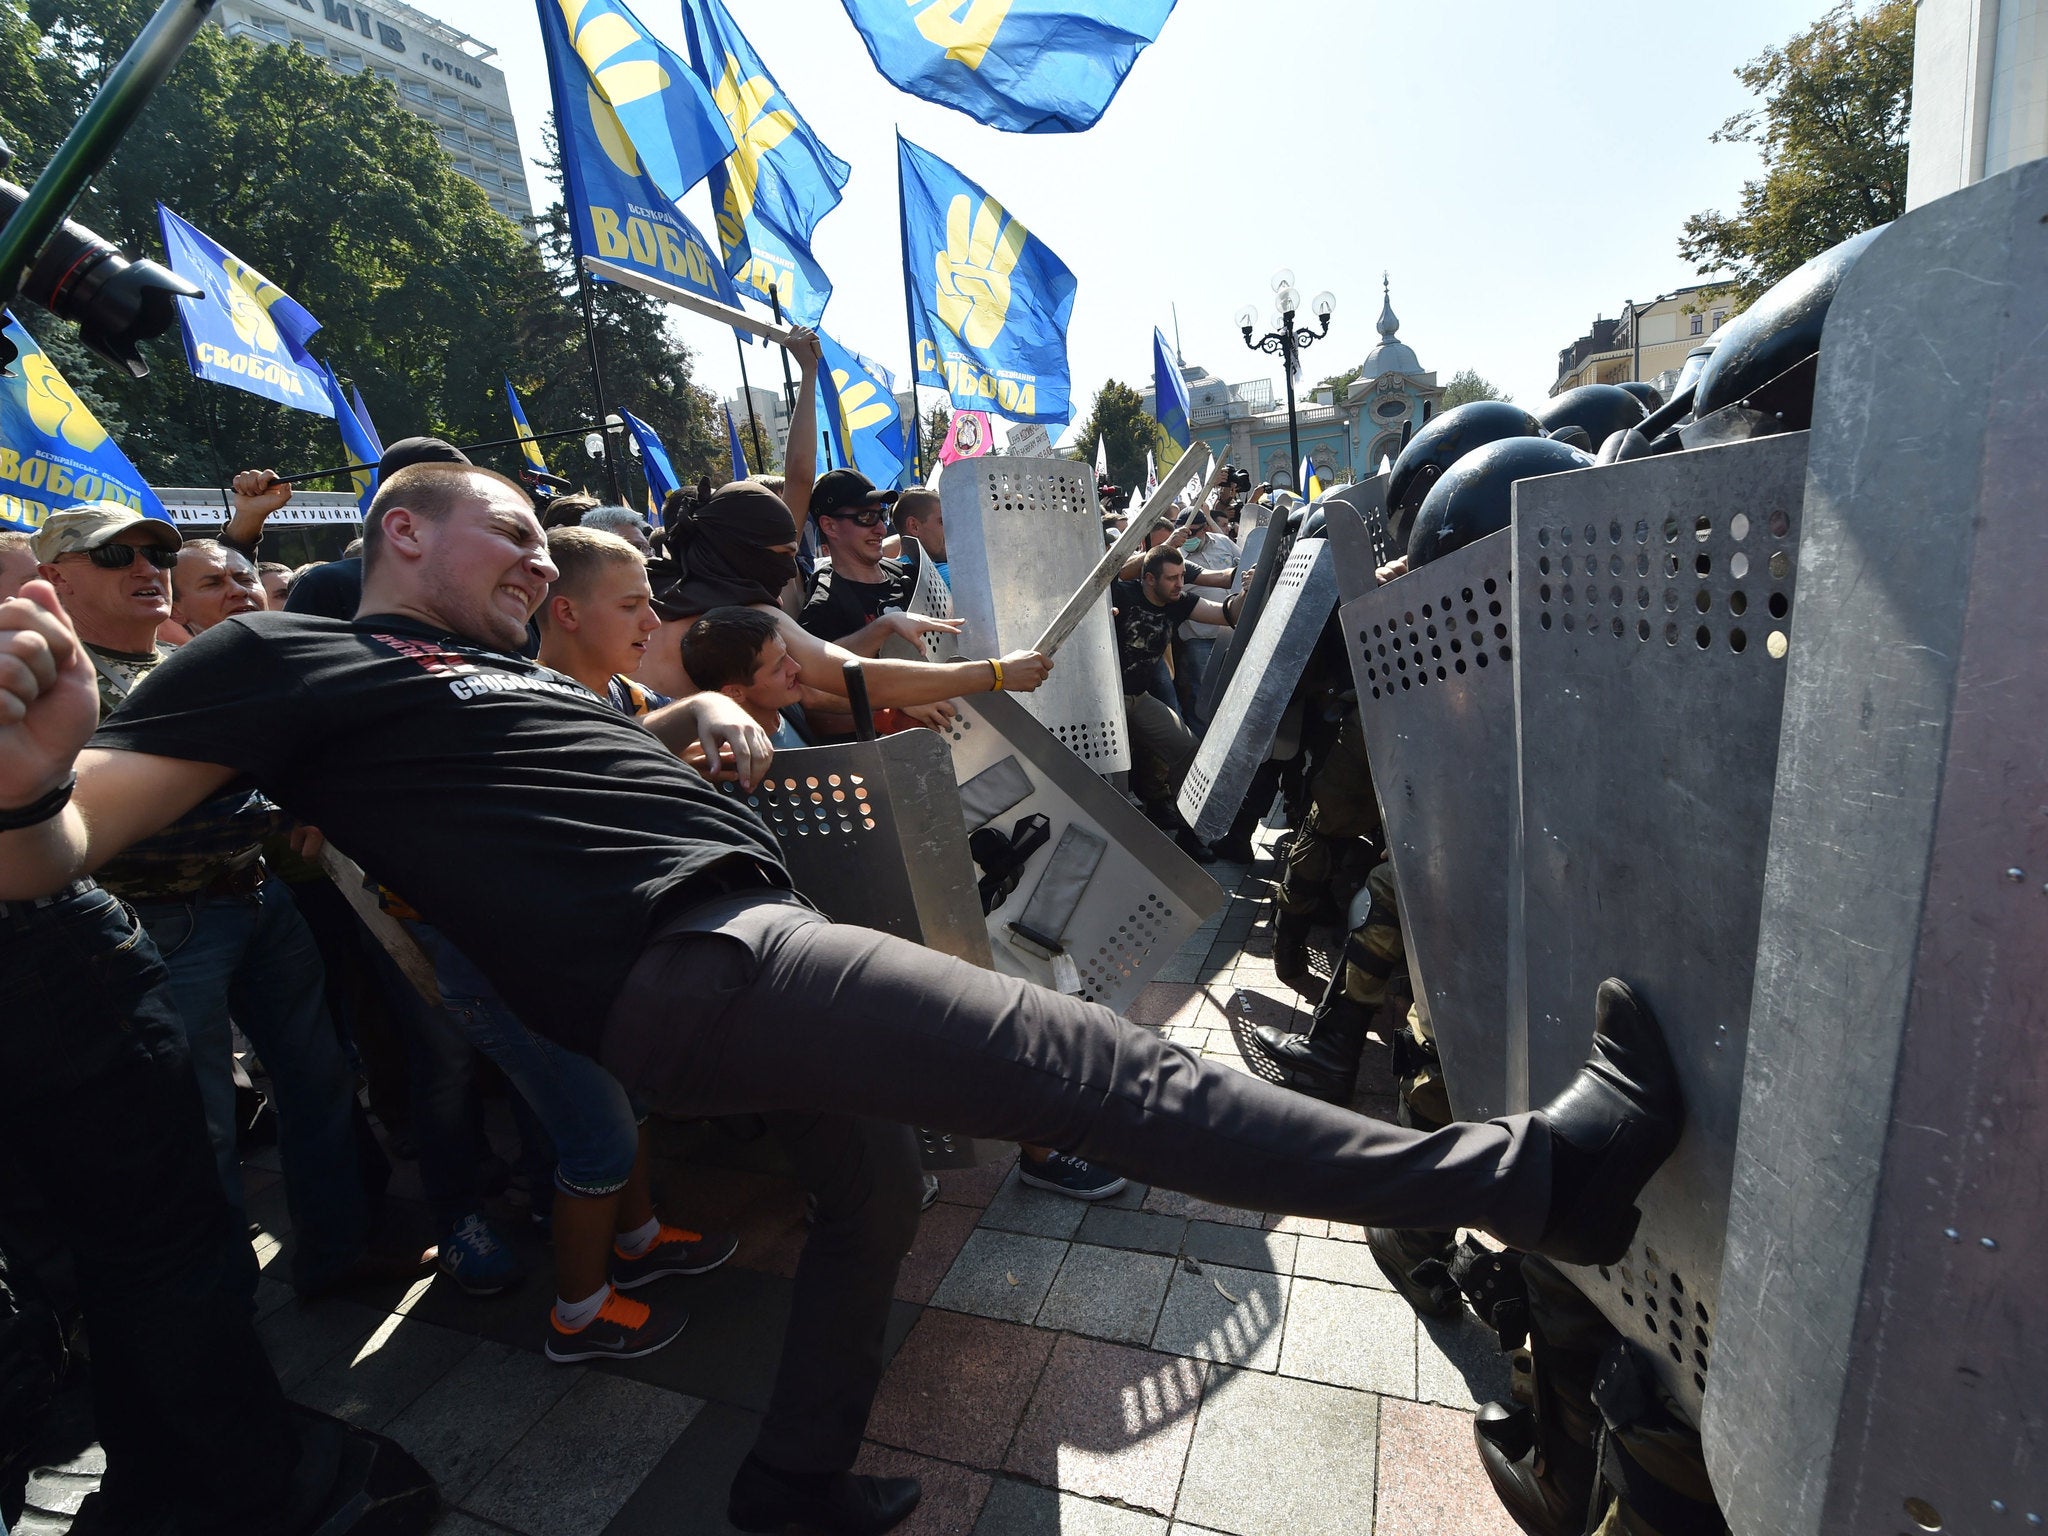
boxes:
[1299,456,1322,500]
[842,0,1177,133]
[537,0,740,307]
[322,363,383,514]
[817,331,910,489]
[349,385,385,459]
[1152,327,1190,450]
[157,206,335,417]
[505,379,551,479]
[0,312,166,530]
[680,0,849,329]
[621,410,681,505]
[724,404,750,482]
[898,136,1075,425]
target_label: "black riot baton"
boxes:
[842,661,877,741]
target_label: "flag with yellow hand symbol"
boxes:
[841,0,1177,133]
[680,0,849,328]
[0,312,167,531]
[817,330,910,490]
[897,135,1075,426]
[157,206,336,417]
[537,0,740,308]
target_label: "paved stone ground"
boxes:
[223,845,1522,1535]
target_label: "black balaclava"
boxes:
[649,480,800,617]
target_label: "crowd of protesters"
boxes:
[0,331,1671,1536]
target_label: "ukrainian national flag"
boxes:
[505,379,550,479]
[1152,327,1191,450]
[622,410,681,505]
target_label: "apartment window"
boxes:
[255,17,288,38]
[435,91,460,110]
[333,52,361,72]
[1689,314,1703,336]
[402,80,431,101]
[1712,310,1727,330]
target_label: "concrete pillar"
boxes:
[1907,0,2048,208]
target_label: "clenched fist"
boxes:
[0,582,99,809]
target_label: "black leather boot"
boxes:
[1366,1226,1463,1319]
[728,1454,922,1536]
[1251,989,1373,1104]
[1271,909,1313,993]
[1528,979,1684,1269]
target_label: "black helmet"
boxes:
[1300,507,1328,540]
[1387,400,1540,548]
[1617,380,1664,414]
[1693,224,1885,417]
[1408,436,1593,569]
[1534,384,1645,449]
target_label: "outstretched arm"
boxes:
[776,611,1049,706]
[0,584,234,898]
[779,329,825,530]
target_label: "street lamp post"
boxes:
[1237,272,1335,491]
[584,412,639,504]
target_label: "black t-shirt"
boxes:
[1111,578,1201,693]
[91,612,787,1055]
[798,557,915,643]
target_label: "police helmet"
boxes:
[1407,436,1594,569]
[1693,223,1886,418]
[1534,385,1645,450]
[1386,401,1540,549]
[1617,381,1664,414]
[1300,507,1328,540]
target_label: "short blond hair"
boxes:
[543,524,644,613]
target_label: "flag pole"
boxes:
[576,266,625,505]
[895,130,927,484]
[733,331,766,473]
[766,283,800,420]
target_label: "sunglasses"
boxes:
[822,507,889,528]
[65,543,179,571]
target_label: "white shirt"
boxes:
[1177,531,1240,641]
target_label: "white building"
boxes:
[213,0,534,228]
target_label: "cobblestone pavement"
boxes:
[226,847,1522,1536]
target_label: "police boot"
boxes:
[1271,909,1313,993]
[1251,985,1372,1104]
[1472,1258,1607,1536]
[1366,1226,1464,1319]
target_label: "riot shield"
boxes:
[1512,430,1809,1426]
[903,535,954,662]
[1197,520,1293,722]
[1322,474,1392,598]
[941,457,1129,773]
[1177,540,1337,842]
[1701,164,2048,1536]
[935,690,1226,1014]
[1342,527,1515,1123]
[719,730,999,1168]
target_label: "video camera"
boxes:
[0,136,198,378]
[1225,466,1252,495]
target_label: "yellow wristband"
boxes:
[989,658,1005,692]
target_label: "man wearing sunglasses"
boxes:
[797,469,916,652]
[32,501,184,702]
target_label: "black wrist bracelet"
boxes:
[0,774,77,832]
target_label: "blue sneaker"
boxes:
[437,1212,524,1295]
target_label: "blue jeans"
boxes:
[132,877,370,1294]
[403,921,641,1198]
[0,884,299,1529]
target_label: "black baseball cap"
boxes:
[811,468,898,517]
[378,436,469,477]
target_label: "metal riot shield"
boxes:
[1342,528,1516,1123]
[719,730,1000,1168]
[1322,474,1393,598]
[1702,164,2048,1536]
[1177,540,1337,842]
[935,689,1225,1013]
[941,457,1129,773]
[903,535,955,662]
[1512,431,1809,1426]
[1198,521,1294,722]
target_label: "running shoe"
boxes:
[1018,1152,1129,1201]
[545,1288,689,1363]
[611,1223,739,1290]
[435,1212,523,1296]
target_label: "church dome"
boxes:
[1359,274,1422,378]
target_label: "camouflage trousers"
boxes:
[1274,711,1382,920]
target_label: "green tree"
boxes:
[1678,0,1914,306]
[6,0,723,498]
[1074,378,1170,493]
[1440,368,1511,408]
[919,402,950,472]
[1313,365,1362,401]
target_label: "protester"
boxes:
[540,525,667,713]
[1111,544,1244,860]
[539,490,599,531]
[892,487,946,583]
[257,560,295,606]
[278,440,473,620]
[798,470,911,645]
[0,529,37,601]
[0,461,1683,1536]
[167,538,268,638]
[30,502,405,1301]
[681,606,809,749]
[1171,503,1241,716]
[580,504,654,555]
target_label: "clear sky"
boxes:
[425,0,1823,430]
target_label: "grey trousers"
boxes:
[1125,689,1197,806]
[601,892,1550,1473]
